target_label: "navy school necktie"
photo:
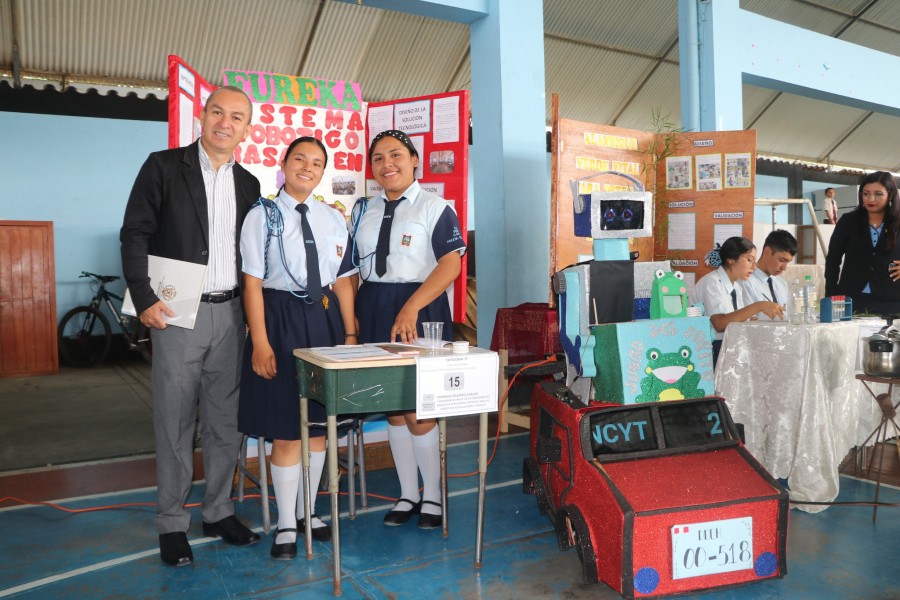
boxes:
[731,288,737,310]
[768,277,777,304]
[296,203,322,303]
[375,198,404,277]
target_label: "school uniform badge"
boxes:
[336,245,343,257]
[401,234,412,246]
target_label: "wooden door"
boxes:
[0,221,58,377]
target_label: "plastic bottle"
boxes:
[790,279,803,325]
[803,275,818,324]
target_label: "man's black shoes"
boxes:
[159,532,193,567]
[202,515,261,546]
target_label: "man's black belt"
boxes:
[200,288,241,303]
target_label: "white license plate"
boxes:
[671,516,753,580]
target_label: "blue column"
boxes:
[677,0,700,132]
[470,0,547,347]
[682,0,900,132]
[337,0,547,348]
[696,0,744,131]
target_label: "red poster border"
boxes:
[166,55,216,149]
[366,91,470,322]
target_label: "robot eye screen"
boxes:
[599,199,644,231]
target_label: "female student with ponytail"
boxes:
[238,136,358,560]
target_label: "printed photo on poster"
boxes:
[668,213,697,250]
[430,150,455,174]
[332,175,357,196]
[725,153,752,188]
[696,154,723,191]
[395,100,431,135]
[666,156,692,190]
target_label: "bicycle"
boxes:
[57,272,152,367]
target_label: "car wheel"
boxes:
[523,458,549,515]
[563,506,600,584]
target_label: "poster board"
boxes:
[550,97,654,306]
[166,55,215,149]
[166,56,366,214]
[223,68,366,210]
[550,94,756,303]
[653,131,756,291]
[166,57,468,322]
[366,91,470,321]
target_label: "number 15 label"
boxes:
[444,372,464,390]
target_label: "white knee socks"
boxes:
[296,449,327,529]
[388,424,421,509]
[270,462,300,544]
[412,427,441,515]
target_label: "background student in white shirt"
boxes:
[740,229,796,318]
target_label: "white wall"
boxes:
[0,112,166,321]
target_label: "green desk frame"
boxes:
[294,348,490,596]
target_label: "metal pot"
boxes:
[862,323,900,377]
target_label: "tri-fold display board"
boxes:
[166,55,469,320]
[550,94,756,303]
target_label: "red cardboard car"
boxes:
[523,382,788,599]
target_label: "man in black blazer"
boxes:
[121,85,262,567]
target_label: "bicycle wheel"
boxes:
[58,306,112,367]
[135,323,153,365]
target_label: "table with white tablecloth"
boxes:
[714,320,882,513]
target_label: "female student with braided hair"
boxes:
[350,129,466,529]
[238,136,358,560]
[689,236,783,365]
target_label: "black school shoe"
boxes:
[270,528,298,560]
[383,498,421,526]
[418,500,443,530]
[201,515,261,546]
[159,532,193,567]
[297,515,332,542]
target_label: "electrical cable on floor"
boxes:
[447,356,556,479]
[0,357,555,513]
[18,356,892,515]
[0,496,156,512]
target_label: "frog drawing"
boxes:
[635,346,704,402]
[649,269,687,319]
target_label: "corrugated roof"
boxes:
[2,0,900,172]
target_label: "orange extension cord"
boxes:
[1,358,556,513]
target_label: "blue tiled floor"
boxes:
[1,433,898,599]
